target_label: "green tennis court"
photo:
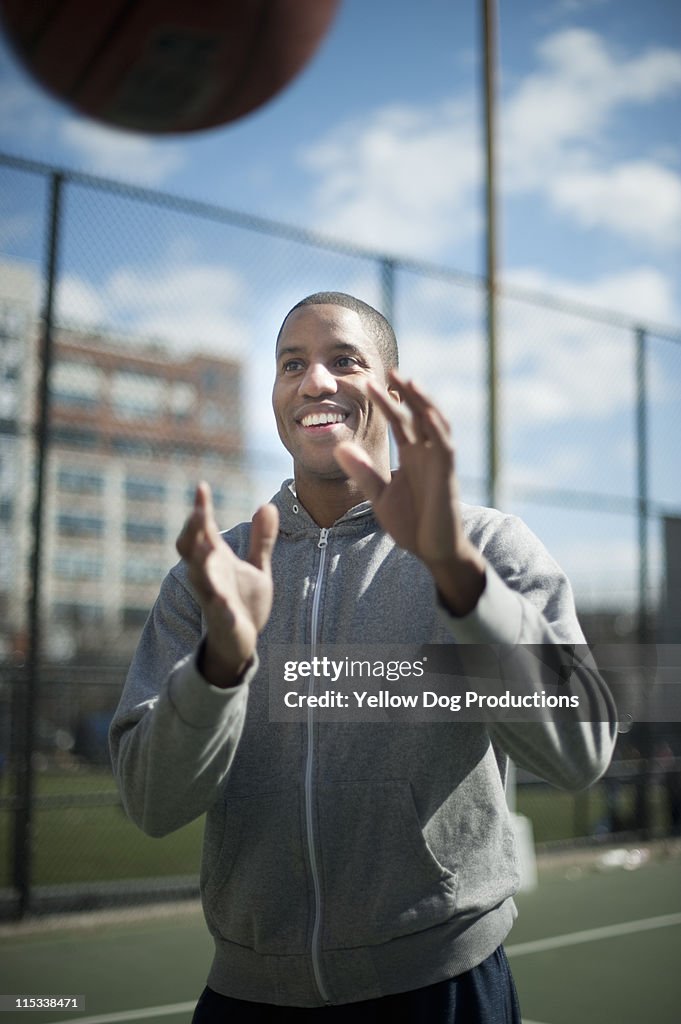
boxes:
[1,850,679,1024]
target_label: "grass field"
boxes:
[1,769,671,890]
[0,848,679,1024]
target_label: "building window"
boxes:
[0,303,28,339]
[185,484,224,509]
[200,402,233,430]
[53,602,104,625]
[112,371,164,420]
[57,513,104,538]
[52,427,99,449]
[58,469,104,495]
[125,521,165,544]
[54,553,103,580]
[125,478,166,502]
[123,559,164,584]
[111,437,154,457]
[52,361,103,409]
[169,382,196,419]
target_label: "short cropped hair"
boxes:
[276,292,399,375]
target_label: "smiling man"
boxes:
[110,292,616,1023]
[273,296,399,506]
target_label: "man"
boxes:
[110,292,616,1022]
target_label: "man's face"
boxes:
[272,304,395,483]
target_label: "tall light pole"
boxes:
[482,0,499,509]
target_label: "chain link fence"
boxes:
[1,153,680,917]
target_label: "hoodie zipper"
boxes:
[305,525,330,1004]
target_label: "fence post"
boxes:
[380,257,396,466]
[12,171,64,917]
[634,326,653,838]
[379,257,395,326]
[636,327,649,643]
[482,0,499,509]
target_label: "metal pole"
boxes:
[380,256,395,329]
[635,327,649,644]
[635,326,653,839]
[380,257,397,466]
[12,171,63,917]
[482,0,499,509]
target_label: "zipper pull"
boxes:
[318,527,329,548]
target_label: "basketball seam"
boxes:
[216,0,277,121]
[68,0,141,102]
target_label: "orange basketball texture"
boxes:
[0,0,341,133]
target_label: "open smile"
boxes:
[296,408,351,433]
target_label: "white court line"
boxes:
[506,910,681,957]
[43,912,681,1024]
[43,1003,195,1024]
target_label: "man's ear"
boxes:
[388,386,401,404]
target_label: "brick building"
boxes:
[0,260,250,658]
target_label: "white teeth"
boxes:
[301,411,347,427]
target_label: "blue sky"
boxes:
[0,0,680,609]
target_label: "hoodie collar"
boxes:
[272,479,374,537]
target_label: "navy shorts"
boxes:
[191,945,522,1023]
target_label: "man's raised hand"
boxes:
[333,371,486,616]
[176,483,279,687]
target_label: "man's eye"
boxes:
[336,356,359,368]
[283,360,303,372]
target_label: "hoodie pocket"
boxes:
[318,780,458,949]
[202,787,309,955]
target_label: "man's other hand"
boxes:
[176,483,279,687]
[334,372,486,616]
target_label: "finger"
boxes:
[422,407,455,464]
[398,379,429,444]
[248,503,279,572]
[334,442,389,502]
[195,481,222,545]
[176,509,205,559]
[366,380,416,446]
[394,375,452,444]
[176,482,220,559]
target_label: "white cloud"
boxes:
[502,30,681,248]
[300,99,481,256]
[60,120,185,185]
[0,71,56,141]
[505,28,681,160]
[57,274,107,326]
[57,261,250,354]
[300,28,681,262]
[498,272,676,435]
[503,265,680,325]
[385,267,676,489]
[550,161,681,247]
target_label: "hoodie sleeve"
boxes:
[438,512,617,791]
[109,564,257,837]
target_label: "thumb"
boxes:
[248,503,279,572]
[334,442,388,503]
[195,481,221,544]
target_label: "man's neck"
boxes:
[293,473,369,528]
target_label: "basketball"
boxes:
[0,0,341,134]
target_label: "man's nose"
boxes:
[300,361,337,396]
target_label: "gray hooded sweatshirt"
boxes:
[110,481,616,1007]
